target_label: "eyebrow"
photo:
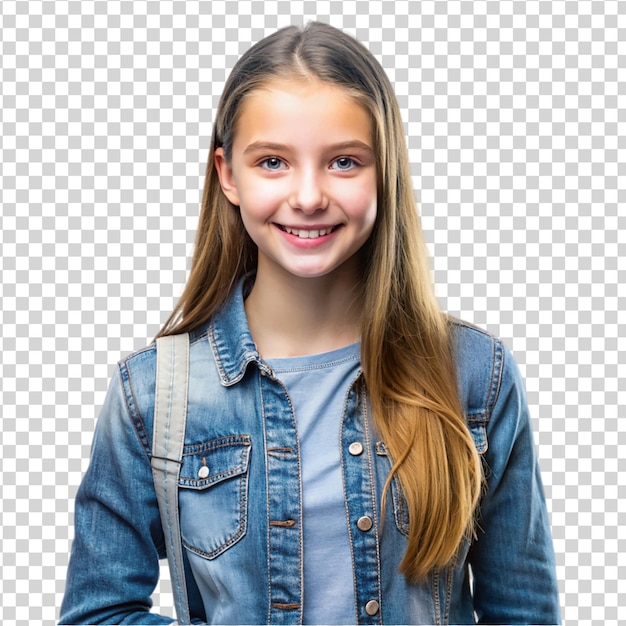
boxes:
[243,140,374,155]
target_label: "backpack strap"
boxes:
[151,333,191,625]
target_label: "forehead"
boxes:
[232,78,373,147]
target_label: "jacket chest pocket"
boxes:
[177,434,251,560]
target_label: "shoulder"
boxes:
[115,324,213,435]
[119,323,212,381]
[449,318,521,423]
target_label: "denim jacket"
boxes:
[60,280,561,625]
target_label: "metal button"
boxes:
[365,600,379,616]
[357,515,373,531]
[198,465,209,479]
[348,441,363,456]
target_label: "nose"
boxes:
[289,168,328,214]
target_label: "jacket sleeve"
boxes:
[59,364,178,625]
[468,344,561,625]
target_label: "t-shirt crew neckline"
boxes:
[264,340,361,372]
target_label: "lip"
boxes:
[277,222,339,230]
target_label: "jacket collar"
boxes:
[208,274,267,386]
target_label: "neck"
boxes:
[244,263,363,359]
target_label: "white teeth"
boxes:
[284,226,333,239]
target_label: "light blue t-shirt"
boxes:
[266,341,361,625]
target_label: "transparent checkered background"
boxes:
[1,1,624,624]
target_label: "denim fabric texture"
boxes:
[59,278,561,625]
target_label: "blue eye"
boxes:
[260,157,285,171]
[332,157,356,171]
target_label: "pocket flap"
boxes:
[179,435,251,490]
[466,415,488,454]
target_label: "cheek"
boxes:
[345,182,378,225]
[363,203,378,239]
[357,187,378,240]
[238,178,285,217]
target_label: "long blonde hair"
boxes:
[157,22,481,582]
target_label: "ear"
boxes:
[214,147,240,206]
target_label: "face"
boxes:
[214,79,377,283]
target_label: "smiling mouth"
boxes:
[277,225,340,239]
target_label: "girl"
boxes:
[60,22,560,625]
